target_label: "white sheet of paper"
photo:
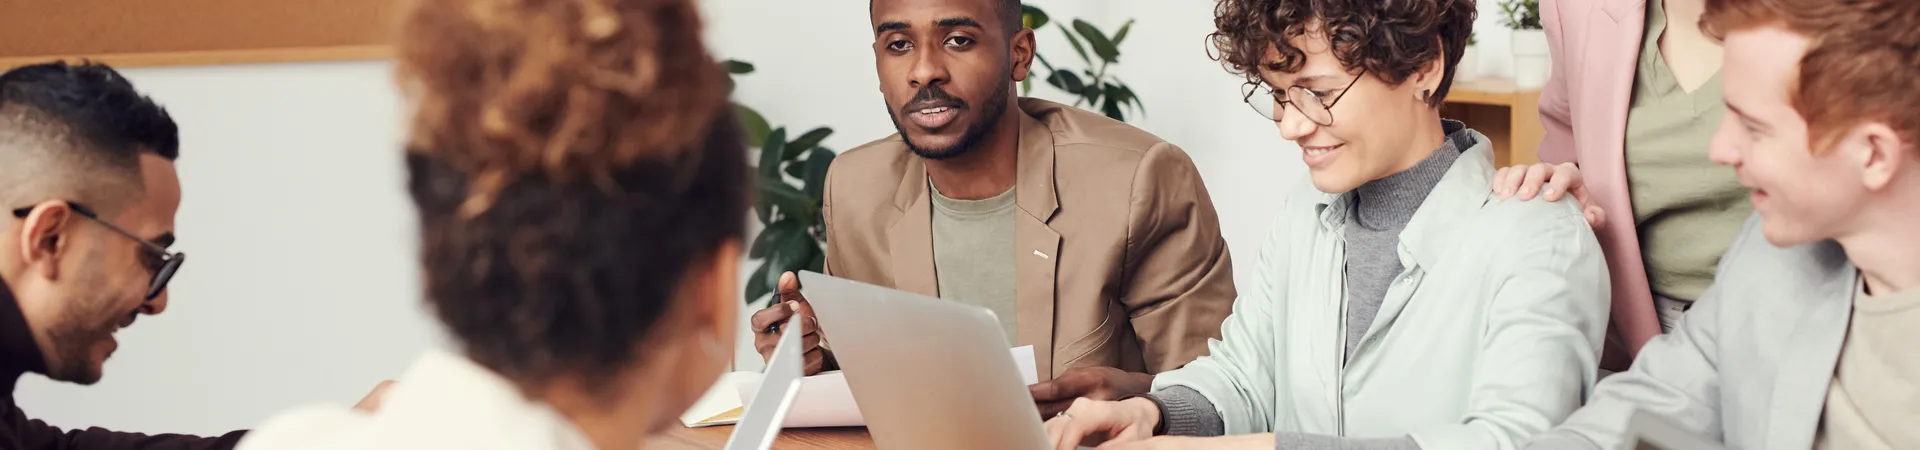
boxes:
[734,345,1038,428]
[679,371,758,428]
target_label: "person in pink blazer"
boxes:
[1492,0,1744,371]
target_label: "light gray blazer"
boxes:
[1527,216,1856,450]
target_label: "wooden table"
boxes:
[1442,77,1544,168]
[649,426,875,450]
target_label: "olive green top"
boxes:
[1813,276,1920,449]
[1625,0,1752,302]
[930,184,1019,342]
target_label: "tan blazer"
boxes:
[821,98,1236,379]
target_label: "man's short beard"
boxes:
[42,271,128,385]
[891,79,1014,161]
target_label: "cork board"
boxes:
[0,0,400,69]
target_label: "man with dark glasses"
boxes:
[0,61,240,450]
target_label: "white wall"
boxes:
[12,0,1519,436]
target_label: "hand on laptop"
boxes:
[1030,366,1154,418]
[1043,397,1159,450]
[751,272,834,375]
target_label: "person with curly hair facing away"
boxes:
[233,0,748,449]
[1041,0,1612,449]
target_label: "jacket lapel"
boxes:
[1763,247,1855,449]
[1013,111,1062,378]
[885,157,938,298]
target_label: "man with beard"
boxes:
[750,0,1236,417]
[0,61,385,450]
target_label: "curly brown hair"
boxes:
[1211,0,1477,107]
[395,0,747,392]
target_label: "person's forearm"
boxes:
[1145,385,1225,437]
[1272,433,1419,450]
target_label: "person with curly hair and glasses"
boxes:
[1041,0,1612,449]
[233,0,750,449]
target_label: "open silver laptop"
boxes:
[723,316,805,450]
[799,271,1052,450]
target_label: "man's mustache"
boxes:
[901,86,967,112]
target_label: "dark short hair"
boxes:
[1211,0,1477,107]
[0,61,179,161]
[872,0,1024,35]
[398,0,748,392]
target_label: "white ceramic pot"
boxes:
[1510,29,1550,88]
[1456,46,1480,82]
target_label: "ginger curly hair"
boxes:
[1210,0,1477,107]
[395,0,748,392]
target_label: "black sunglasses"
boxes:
[11,202,185,301]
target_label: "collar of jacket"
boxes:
[0,276,50,397]
[888,98,1062,224]
[1314,120,1495,269]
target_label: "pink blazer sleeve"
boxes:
[1536,0,1577,166]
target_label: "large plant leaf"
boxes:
[1033,51,1056,73]
[1112,19,1135,46]
[759,128,787,181]
[784,128,833,160]
[1047,69,1086,95]
[1073,20,1120,64]
[745,260,773,304]
[723,60,756,74]
[763,243,815,300]
[736,103,772,148]
[1115,81,1144,112]
[1021,4,1049,29]
[757,177,815,222]
[1083,82,1104,106]
[803,149,837,200]
[751,219,806,259]
[784,157,809,179]
[1022,78,1033,95]
[1104,82,1143,117]
[1101,84,1126,121]
[1057,25,1092,65]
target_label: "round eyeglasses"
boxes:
[1240,70,1367,127]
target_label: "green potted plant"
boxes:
[1020,4,1145,122]
[1500,0,1548,88]
[724,59,836,305]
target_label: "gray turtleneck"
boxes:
[1146,122,1474,450]
[1342,124,1466,360]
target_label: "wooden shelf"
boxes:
[1442,77,1543,167]
[0,45,391,70]
[0,0,398,70]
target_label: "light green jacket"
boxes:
[1153,131,1612,450]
